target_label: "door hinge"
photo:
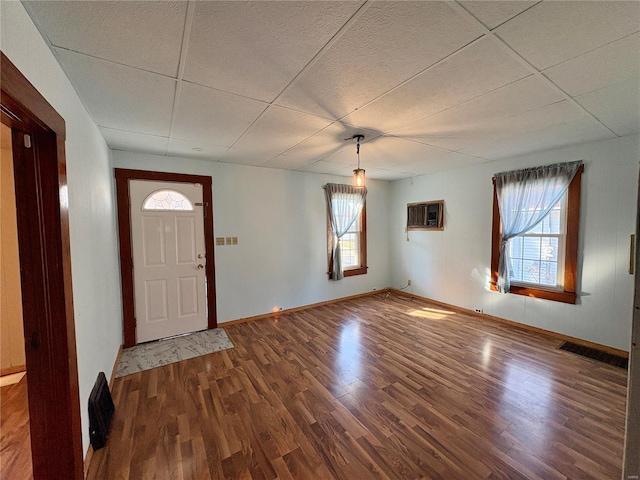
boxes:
[24,134,32,149]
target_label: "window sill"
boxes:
[490,283,577,304]
[328,266,368,279]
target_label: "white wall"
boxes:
[389,135,639,351]
[112,151,391,322]
[1,1,123,454]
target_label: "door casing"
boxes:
[1,52,84,479]
[115,168,217,347]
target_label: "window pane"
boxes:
[522,237,541,260]
[509,237,523,259]
[143,189,194,211]
[540,261,558,286]
[522,260,540,284]
[541,237,558,261]
[341,232,359,268]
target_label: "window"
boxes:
[142,189,193,211]
[490,164,583,304]
[328,204,367,278]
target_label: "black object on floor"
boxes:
[88,371,115,450]
[559,341,628,369]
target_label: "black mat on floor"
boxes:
[559,341,628,369]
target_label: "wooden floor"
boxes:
[88,294,628,479]
[0,375,32,479]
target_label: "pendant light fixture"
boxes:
[352,134,365,188]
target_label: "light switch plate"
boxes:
[232,237,238,245]
[226,237,232,245]
[216,237,225,246]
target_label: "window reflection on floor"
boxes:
[337,321,361,385]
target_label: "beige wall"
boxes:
[1,123,26,373]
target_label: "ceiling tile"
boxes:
[100,127,168,156]
[366,170,412,181]
[391,75,563,139]
[575,78,640,137]
[277,1,484,119]
[544,33,640,97]
[167,138,229,161]
[25,1,186,77]
[219,106,333,166]
[55,48,175,136]
[461,118,615,160]
[275,124,382,166]
[172,82,268,147]
[387,152,488,176]
[459,1,539,30]
[298,161,345,174]
[495,1,640,70]
[344,38,531,132]
[422,101,590,151]
[183,1,362,102]
[323,136,454,170]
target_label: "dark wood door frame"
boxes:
[1,52,84,479]
[115,168,218,348]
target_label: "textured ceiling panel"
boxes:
[219,106,333,166]
[391,75,564,139]
[495,1,640,70]
[167,138,229,161]
[22,0,640,180]
[322,136,452,170]
[172,82,268,146]
[544,33,640,97]
[421,101,590,152]
[273,124,382,167]
[387,151,487,176]
[277,1,484,119]
[344,38,531,132]
[183,1,362,102]
[100,127,169,156]
[461,118,615,160]
[55,48,175,136]
[25,1,186,77]
[576,78,640,137]
[459,1,539,30]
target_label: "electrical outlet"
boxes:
[474,308,483,314]
[407,279,412,286]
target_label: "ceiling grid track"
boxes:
[449,0,620,138]
[167,0,197,156]
[218,1,373,164]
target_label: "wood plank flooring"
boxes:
[0,375,32,479]
[87,294,628,479]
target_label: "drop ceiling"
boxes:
[23,1,640,180]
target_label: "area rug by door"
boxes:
[115,328,234,378]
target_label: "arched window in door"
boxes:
[142,189,194,211]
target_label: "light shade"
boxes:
[353,168,365,187]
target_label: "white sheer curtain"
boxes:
[495,161,582,293]
[324,183,367,280]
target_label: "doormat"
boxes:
[558,341,628,369]
[115,328,234,378]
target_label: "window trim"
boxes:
[490,164,583,304]
[327,204,367,279]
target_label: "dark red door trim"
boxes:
[114,168,218,348]
[1,52,84,479]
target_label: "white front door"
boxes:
[130,180,207,343]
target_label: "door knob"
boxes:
[197,264,204,270]
[198,253,204,259]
